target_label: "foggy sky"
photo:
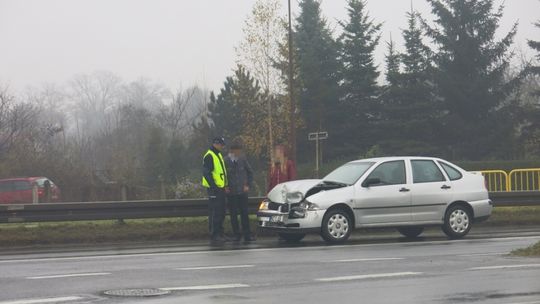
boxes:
[0,0,538,93]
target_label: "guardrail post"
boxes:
[32,183,39,204]
[117,184,127,225]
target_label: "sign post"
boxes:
[308,131,328,178]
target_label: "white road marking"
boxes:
[458,252,507,257]
[315,271,422,282]
[0,235,538,264]
[177,265,254,270]
[0,296,85,304]
[26,272,111,279]
[329,258,404,263]
[469,264,540,271]
[161,283,249,291]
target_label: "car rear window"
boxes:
[438,161,463,181]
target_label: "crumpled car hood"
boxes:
[267,179,322,203]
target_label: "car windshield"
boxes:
[323,162,375,185]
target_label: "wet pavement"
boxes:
[0,227,539,304]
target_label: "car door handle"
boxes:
[399,187,410,192]
[441,185,451,190]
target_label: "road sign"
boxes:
[308,132,328,141]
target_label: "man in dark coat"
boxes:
[225,140,255,242]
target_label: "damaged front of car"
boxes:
[257,179,353,235]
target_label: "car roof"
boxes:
[0,177,47,182]
[349,156,446,163]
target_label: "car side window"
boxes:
[438,161,463,181]
[366,161,406,186]
[13,181,32,191]
[412,160,446,183]
[0,181,12,192]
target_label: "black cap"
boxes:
[212,137,226,145]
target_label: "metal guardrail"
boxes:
[509,168,540,191]
[481,168,540,192]
[0,193,539,224]
[481,170,509,192]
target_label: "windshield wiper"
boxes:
[321,180,349,187]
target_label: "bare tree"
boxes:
[68,71,121,139]
[236,0,287,160]
[0,85,39,155]
[157,86,208,140]
[119,78,168,113]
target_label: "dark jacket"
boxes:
[224,155,254,195]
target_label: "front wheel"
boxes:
[321,209,352,243]
[442,205,472,239]
[397,226,424,238]
[278,233,306,243]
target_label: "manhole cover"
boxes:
[104,288,170,297]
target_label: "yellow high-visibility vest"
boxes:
[202,149,227,188]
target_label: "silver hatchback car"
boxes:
[257,157,492,243]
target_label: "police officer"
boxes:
[202,137,228,245]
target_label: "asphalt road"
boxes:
[0,228,539,304]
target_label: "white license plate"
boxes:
[259,217,270,222]
[271,215,284,223]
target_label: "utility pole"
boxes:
[287,0,296,162]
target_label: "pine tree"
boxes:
[385,39,401,87]
[529,21,540,94]
[294,0,340,137]
[378,10,440,156]
[209,65,274,157]
[423,0,523,159]
[339,0,381,101]
[336,0,382,154]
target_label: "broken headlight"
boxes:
[285,191,304,204]
[298,201,320,211]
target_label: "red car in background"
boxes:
[0,177,61,204]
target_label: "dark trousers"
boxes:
[227,193,251,237]
[208,188,226,239]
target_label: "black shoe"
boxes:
[244,235,256,243]
[210,236,225,246]
[221,234,233,242]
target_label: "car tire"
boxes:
[442,204,472,239]
[397,226,424,238]
[321,209,352,243]
[278,233,306,243]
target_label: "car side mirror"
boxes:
[362,177,381,188]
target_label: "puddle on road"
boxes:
[444,291,540,302]
[209,294,250,301]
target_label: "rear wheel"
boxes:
[278,233,306,243]
[321,209,352,243]
[397,226,424,238]
[442,205,472,239]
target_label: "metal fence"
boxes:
[480,170,509,192]
[481,168,540,192]
[509,169,540,191]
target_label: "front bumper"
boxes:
[257,208,325,232]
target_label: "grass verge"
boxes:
[511,241,540,256]
[0,207,539,248]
